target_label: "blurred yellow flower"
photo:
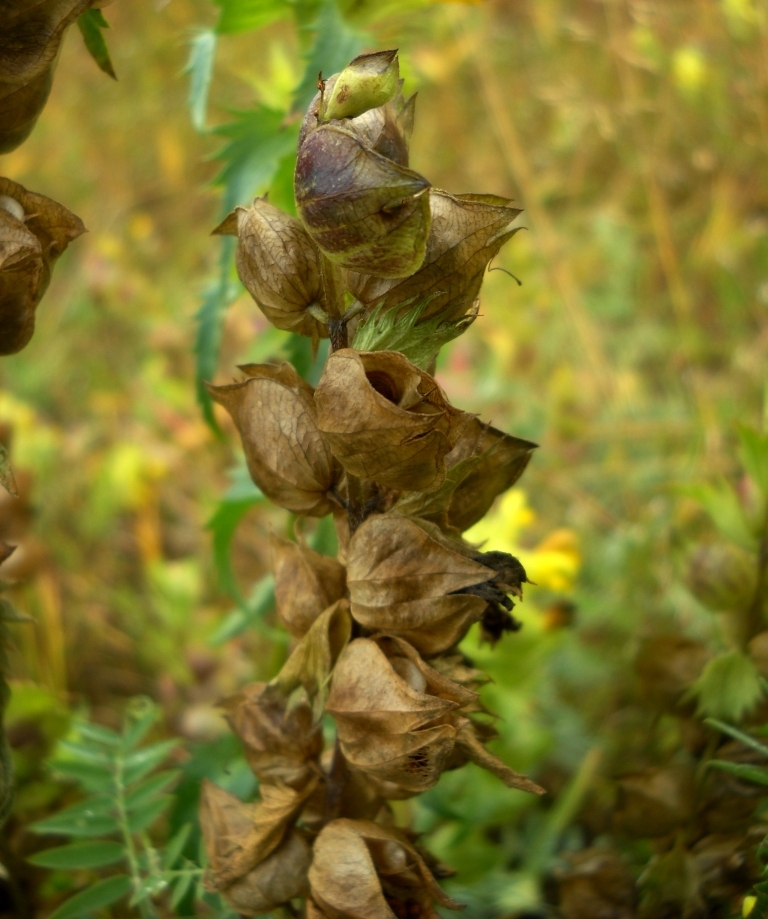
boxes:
[465,489,580,593]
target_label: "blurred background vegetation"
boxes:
[1,0,768,916]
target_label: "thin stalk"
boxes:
[745,506,768,643]
[114,747,158,919]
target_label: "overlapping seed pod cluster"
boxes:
[0,2,98,354]
[202,50,542,917]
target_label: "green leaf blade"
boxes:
[27,840,125,870]
[186,30,217,131]
[30,797,119,838]
[48,875,132,919]
[215,0,292,34]
[77,10,117,79]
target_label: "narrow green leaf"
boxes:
[48,875,131,919]
[171,871,195,909]
[30,797,119,838]
[292,0,366,112]
[215,0,291,34]
[77,10,117,79]
[705,717,768,758]
[56,740,113,766]
[28,840,125,870]
[50,759,113,792]
[738,424,768,499]
[186,30,217,131]
[125,770,179,810]
[122,697,159,750]
[708,759,768,786]
[163,822,192,869]
[682,482,758,550]
[0,444,18,497]
[208,574,284,646]
[126,794,173,833]
[123,739,179,785]
[207,482,263,602]
[76,723,121,747]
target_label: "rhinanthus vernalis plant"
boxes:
[205,50,537,916]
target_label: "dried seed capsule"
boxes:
[308,819,462,919]
[271,535,347,638]
[315,349,468,494]
[0,178,85,355]
[207,362,342,517]
[686,542,757,612]
[347,190,522,322]
[0,1,102,153]
[214,198,329,338]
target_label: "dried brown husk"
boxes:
[295,116,430,278]
[0,1,107,153]
[214,198,328,338]
[308,819,462,919]
[207,362,341,516]
[315,350,468,494]
[0,179,85,354]
[220,682,323,789]
[555,848,637,919]
[452,719,544,795]
[221,831,312,916]
[634,635,711,712]
[272,599,352,719]
[347,190,522,323]
[614,765,696,839]
[348,514,495,656]
[271,535,347,638]
[200,778,316,893]
[395,417,536,532]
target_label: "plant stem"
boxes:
[114,746,157,919]
[745,508,768,643]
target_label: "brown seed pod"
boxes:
[347,190,522,323]
[220,682,323,790]
[614,766,696,839]
[200,778,316,898]
[634,635,711,712]
[0,178,85,355]
[214,198,329,338]
[295,117,430,278]
[0,1,106,153]
[555,848,637,919]
[395,416,536,533]
[308,819,463,919]
[271,535,347,638]
[315,350,468,494]
[207,362,342,517]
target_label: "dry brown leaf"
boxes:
[347,514,492,655]
[200,778,316,890]
[315,350,468,493]
[214,198,329,338]
[207,362,341,516]
[309,819,462,919]
[347,190,522,322]
[295,122,430,279]
[220,681,323,789]
[0,178,85,354]
[271,535,347,638]
[0,1,98,153]
[272,599,352,719]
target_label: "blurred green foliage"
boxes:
[1,0,768,916]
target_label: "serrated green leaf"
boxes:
[127,794,173,833]
[31,796,119,838]
[125,770,179,810]
[682,482,758,550]
[686,650,765,722]
[27,840,125,870]
[171,871,195,909]
[705,718,768,758]
[0,444,18,497]
[48,875,131,919]
[738,424,768,500]
[708,759,768,786]
[77,9,117,79]
[207,478,263,602]
[215,0,292,34]
[292,0,366,112]
[186,30,217,131]
[163,822,192,869]
[123,739,179,785]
